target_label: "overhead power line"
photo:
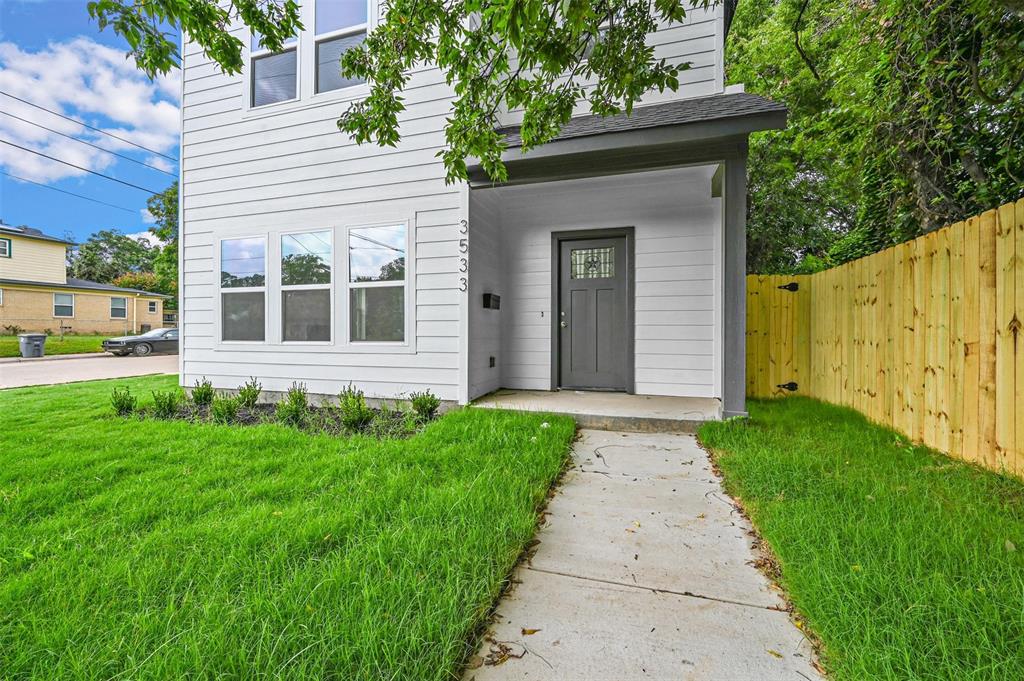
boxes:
[0,110,177,177]
[0,170,139,214]
[0,139,161,195]
[0,90,178,163]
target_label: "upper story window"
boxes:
[315,0,368,94]
[0,238,10,257]
[250,32,298,107]
[221,237,267,341]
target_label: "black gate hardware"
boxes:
[777,282,799,292]
[776,382,799,392]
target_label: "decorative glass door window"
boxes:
[220,237,266,341]
[281,231,332,342]
[348,223,406,342]
[570,247,614,279]
[315,0,368,93]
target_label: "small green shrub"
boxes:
[151,389,184,419]
[110,387,137,416]
[211,394,240,424]
[367,401,416,439]
[276,382,309,428]
[236,377,262,409]
[410,390,441,420]
[191,378,214,407]
[338,385,374,432]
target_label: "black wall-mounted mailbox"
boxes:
[483,293,501,310]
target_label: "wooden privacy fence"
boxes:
[746,199,1024,477]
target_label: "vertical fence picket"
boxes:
[996,203,1017,474]
[963,216,982,463]
[948,221,965,461]
[979,210,999,469]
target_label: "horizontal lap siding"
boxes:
[493,167,720,398]
[180,49,461,399]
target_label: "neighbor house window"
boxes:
[53,293,74,317]
[348,223,406,342]
[315,0,368,93]
[250,31,298,107]
[281,230,332,342]
[221,237,266,341]
[148,301,157,313]
[0,238,10,257]
[110,297,127,319]
[0,289,4,305]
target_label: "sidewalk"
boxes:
[0,354,177,389]
[465,430,821,680]
[0,352,106,364]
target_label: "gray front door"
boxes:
[558,235,630,390]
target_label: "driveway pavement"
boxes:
[465,429,822,681]
[0,354,177,389]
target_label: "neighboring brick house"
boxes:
[0,224,169,335]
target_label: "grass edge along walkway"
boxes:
[698,397,1024,681]
[0,374,577,680]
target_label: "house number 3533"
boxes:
[458,219,469,292]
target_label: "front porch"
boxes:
[473,389,721,433]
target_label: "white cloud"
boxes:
[126,230,165,247]
[140,208,156,224]
[0,37,180,184]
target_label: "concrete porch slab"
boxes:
[472,390,721,432]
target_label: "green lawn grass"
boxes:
[0,375,576,680]
[0,334,106,357]
[699,398,1024,681]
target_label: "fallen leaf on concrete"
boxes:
[466,656,484,669]
[521,628,541,636]
[767,649,784,659]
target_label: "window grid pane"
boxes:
[251,50,297,107]
[282,231,332,286]
[222,292,266,341]
[316,32,367,93]
[111,297,127,318]
[570,247,614,279]
[350,285,404,342]
[221,238,266,288]
[283,289,332,342]
[349,224,406,283]
[316,0,367,34]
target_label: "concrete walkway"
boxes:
[0,354,177,389]
[465,430,822,681]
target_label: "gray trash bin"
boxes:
[18,333,46,358]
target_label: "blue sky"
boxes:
[0,0,180,244]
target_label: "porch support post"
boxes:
[722,150,748,418]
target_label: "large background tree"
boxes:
[67,229,158,283]
[730,0,1024,273]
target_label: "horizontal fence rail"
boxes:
[747,199,1024,477]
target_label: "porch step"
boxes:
[471,390,721,433]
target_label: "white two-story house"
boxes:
[178,0,785,418]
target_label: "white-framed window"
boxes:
[281,230,333,342]
[110,297,127,319]
[220,237,267,342]
[315,0,369,94]
[0,238,10,257]
[53,293,74,318]
[347,222,407,343]
[250,30,299,107]
[148,300,158,313]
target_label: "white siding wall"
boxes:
[180,2,724,401]
[467,190,503,399]
[181,22,463,400]
[483,167,721,398]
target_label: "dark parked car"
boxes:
[103,328,179,356]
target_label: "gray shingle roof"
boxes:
[0,224,75,245]
[497,92,786,148]
[0,277,169,297]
